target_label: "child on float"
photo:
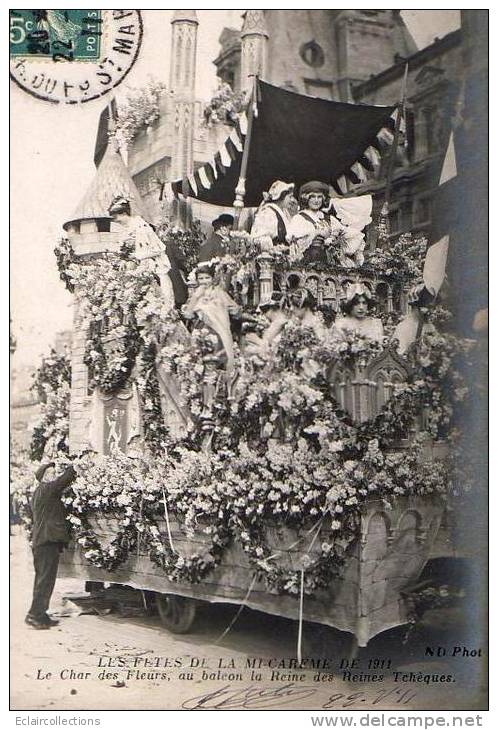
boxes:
[243,277,326,360]
[182,262,241,372]
[333,283,384,342]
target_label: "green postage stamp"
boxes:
[10,10,102,61]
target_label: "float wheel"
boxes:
[156,594,197,633]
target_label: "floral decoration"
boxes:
[203,83,246,128]
[111,78,167,146]
[10,225,479,598]
[29,348,71,462]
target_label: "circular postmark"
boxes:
[10,10,143,104]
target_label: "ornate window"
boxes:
[300,40,325,68]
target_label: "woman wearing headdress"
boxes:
[250,180,297,250]
[182,262,241,372]
[333,283,384,342]
[108,196,175,312]
[287,181,371,267]
[286,180,331,262]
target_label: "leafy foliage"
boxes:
[29,348,71,462]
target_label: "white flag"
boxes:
[423,235,449,296]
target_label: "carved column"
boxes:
[257,251,274,305]
[240,10,269,92]
[169,11,198,182]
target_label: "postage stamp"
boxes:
[10,10,103,61]
[9,9,142,104]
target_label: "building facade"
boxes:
[215,10,417,100]
[353,29,463,239]
[123,10,485,250]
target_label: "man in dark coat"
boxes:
[25,462,77,629]
[198,214,234,262]
[164,240,189,306]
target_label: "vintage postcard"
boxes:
[10,9,488,715]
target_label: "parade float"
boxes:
[15,80,476,654]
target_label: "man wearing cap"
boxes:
[25,462,77,629]
[250,180,297,250]
[198,214,234,262]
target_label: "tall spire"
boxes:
[169,9,199,97]
[169,10,199,182]
[240,10,268,92]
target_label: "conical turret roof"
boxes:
[63,141,152,230]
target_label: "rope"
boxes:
[214,572,259,645]
[212,511,331,655]
[161,488,176,554]
[136,495,143,558]
[297,568,305,664]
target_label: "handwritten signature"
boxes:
[182,683,418,710]
[182,683,316,710]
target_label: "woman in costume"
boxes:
[333,283,384,342]
[250,180,297,250]
[243,282,326,362]
[182,262,241,372]
[108,196,175,312]
[287,181,371,267]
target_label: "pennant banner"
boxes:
[168,80,395,207]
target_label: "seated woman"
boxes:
[286,181,331,263]
[243,281,326,361]
[182,263,241,372]
[333,283,384,342]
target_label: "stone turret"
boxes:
[63,141,152,255]
[240,10,268,91]
[169,9,198,180]
[334,10,417,101]
[64,144,150,454]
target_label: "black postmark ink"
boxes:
[9,10,143,105]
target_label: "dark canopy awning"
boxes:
[166,80,396,207]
